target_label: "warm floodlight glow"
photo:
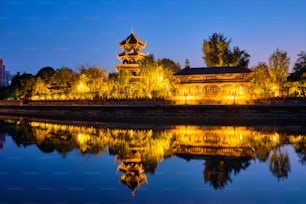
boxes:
[273,133,279,143]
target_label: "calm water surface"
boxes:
[0,118,306,203]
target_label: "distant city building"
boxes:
[0,132,4,150]
[0,59,5,86]
[115,29,147,79]
[5,71,13,86]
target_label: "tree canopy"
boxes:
[268,48,290,83]
[202,33,250,67]
[288,51,306,81]
[157,58,181,73]
[36,66,55,80]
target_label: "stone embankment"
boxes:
[0,100,306,125]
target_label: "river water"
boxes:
[0,118,305,203]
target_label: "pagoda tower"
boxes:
[115,30,147,78]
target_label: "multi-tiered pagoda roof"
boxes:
[116,30,147,65]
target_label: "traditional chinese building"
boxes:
[173,60,253,104]
[115,30,147,79]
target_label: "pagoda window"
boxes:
[123,60,128,64]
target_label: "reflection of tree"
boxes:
[142,144,159,174]
[290,135,306,165]
[248,132,279,162]
[8,124,36,147]
[269,148,291,181]
[255,146,271,162]
[203,158,251,189]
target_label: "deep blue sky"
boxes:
[1,0,306,75]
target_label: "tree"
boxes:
[142,54,155,66]
[157,58,181,73]
[203,33,230,67]
[202,33,250,67]
[31,77,50,99]
[268,48,290,96]
[293,51,306,73]
[36,66,55,80]
[0,86,10,99]
[10,72,35,99]
[249,63,272,98]
[140,56,176,98]
[268,48,290,83]
[287,51,306,96]
[252,63,270,82]
[230,47,250,67]
[288,51,306,82]
[78,65,108,97]
[50,67,77,98]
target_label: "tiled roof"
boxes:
[174,66,252,75]
[120,33,145,46]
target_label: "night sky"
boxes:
[1,0,306,75]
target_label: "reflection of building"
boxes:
[173,143,254,160]
[0,59,5,86]
[115,30,147,79]
[172,126,255,159]
[173,61,253,104]
[8,120,284,193]
[115,147,148,196]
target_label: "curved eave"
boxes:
[118,42,147,50]
[116,52,148,61]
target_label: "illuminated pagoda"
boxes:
[115,29,147,78]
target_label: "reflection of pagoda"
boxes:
[115,29,147,78]
[116,147,148,196]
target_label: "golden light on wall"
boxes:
[77,82,90,92]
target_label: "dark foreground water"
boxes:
[0,118,306,204]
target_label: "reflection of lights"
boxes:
[240,134,243,140]
[172,95,198,105]
[273,133,279,143]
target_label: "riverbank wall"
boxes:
[1,102,306,125]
